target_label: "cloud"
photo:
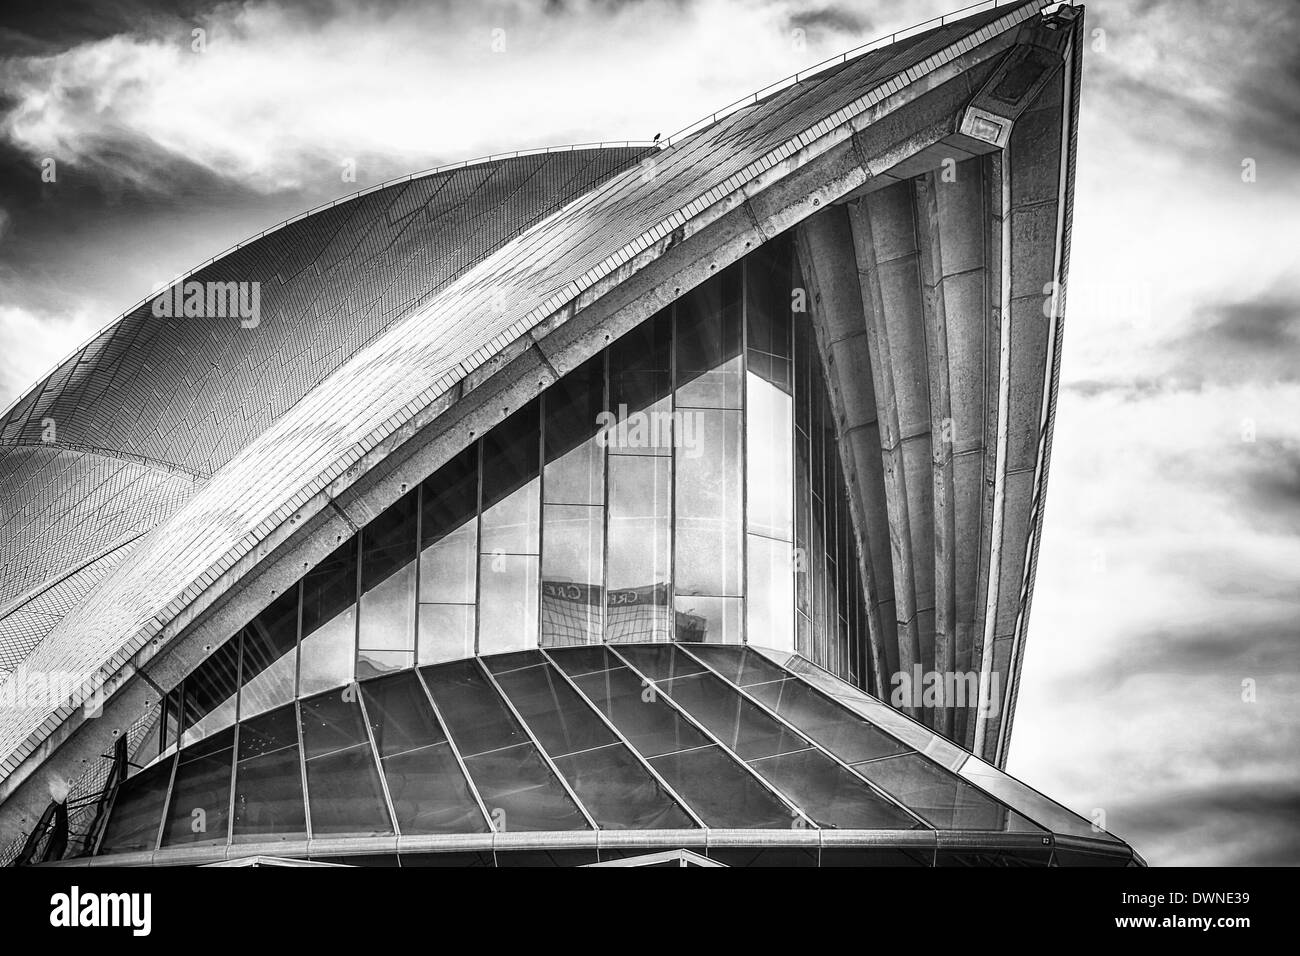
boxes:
[0,303,101,411]
[0,0,946,194]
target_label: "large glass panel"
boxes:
[477,553,538,655]
[674,407,742,598]
[493,661,694,829]
[99,758,173,854]
[852,753,1035,831]
[563,664,711,758]
[658,671,808,760]
[161,729,234,847]
[424,657,587,832]
[612,643,707,682]
[647,746,794,829]
[675,267,742,410]
[358,492,417,677]
[745,678,910,763]
[747,376,795,541]
[749,748,920,830]
[417,603,475,665]
[231,704,306,842]
[747,533,796,651]
[180,639,240,746]
[299,538,357,697]
[540,504,603,646]
[480,402,540,556]
[544,355,604,506]
[238,588,299,720]
[673,594,742,643]
[553,745,694,829]
[606,455,671,641]
[360,672,487,834]
[608,309,672,455]
[419,447,478,604]
[491,663,617,757]
[299,690,393,837]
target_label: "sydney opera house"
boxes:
[0,0,1142,866]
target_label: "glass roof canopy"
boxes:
[90,642,1139,866]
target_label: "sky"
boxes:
[0,0,1297,865]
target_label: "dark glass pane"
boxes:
[238,587,299,720]
[659,671,807,760]
[463,745,590,832]
[648,746,793,829]
[544,643,617,678]
[180,639,240,739]
[99,758,172,854]
[160,689,180,758]
[481,649,547,675]
[675,266,742,409]
[361,491,418,595]
[361,672,447,756]
[747,678,909,763]
[232,705,306,842]
[302,537,357,638]
[161,729,234,847]
[544,355,604,506]
[420,447,478,546]
[492,663,616,757]
[684,644,788,687]
[299,690,392,837]
[674,407,743,597]
[481,402,540,555]
[853,754,1029,831]
[554,745,694,829]
[610,308,671,419]
[419,659,526,756]
[570,665,710,757]
[359,672,485,835]
[749,748,920,829]
[359,492,417,655]
[612,643,706,682]
[541,504,603,646]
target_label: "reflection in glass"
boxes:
[609,309,672,455]
[161,729,234,847]
[675,267,742,410]
[422,660,587,832]
[541,504,603,646]
[659,671,807,760]
[544,356,604,505]
[606,455,670,640]
[299,690,393,837]
[360,672,487,834]
[417,603,475,665]
[359,492,417,674]
[746,533,795,651]
[180,640,239,747]
[745,677,909,763]
[477,553,538,655]
[232,705,306,842]
[553,745,694,830]
[853,753,1027,831]
[238,588,299,720]
[673,595,742,643]
[648,746,794,829]
[481,403,540,555]
[749,748,919,830]
[674,408,742,597]
[98,758,173,854]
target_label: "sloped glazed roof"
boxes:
[0,0,1052,783]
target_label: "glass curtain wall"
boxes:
[148,232,871,763]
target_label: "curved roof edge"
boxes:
[0,1,1054,826]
